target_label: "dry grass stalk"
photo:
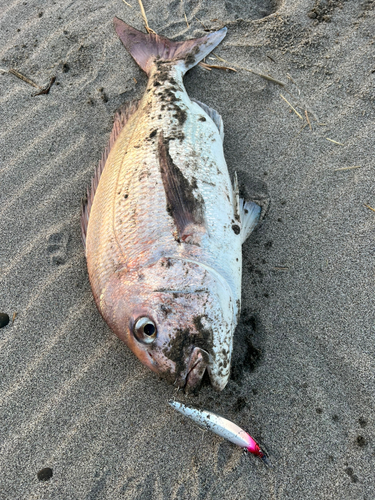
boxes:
[9,69,41,89]
[195,17,208,30]
[280,94,303,120]
[364,204,375,212]
[326,138,344,146]
[334,166,361,171]
[137,0,156,34]
[286,73,297,85]
[199,62,236,72]
[181,0,189,27]
[213,53,285,86]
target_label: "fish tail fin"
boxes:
[114,17,227,76]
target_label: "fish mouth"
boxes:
[181,347,210,393]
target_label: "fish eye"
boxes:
[134,317,157,344]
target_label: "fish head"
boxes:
[99,257,235,391]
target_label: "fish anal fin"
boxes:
[81,99,139,250]
[192,98,224,141]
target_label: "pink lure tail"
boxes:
[247,438,270,465]
[113,17,227,76]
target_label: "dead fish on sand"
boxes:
[169,400,269,464]
[81,18,261,392]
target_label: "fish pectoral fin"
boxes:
[239,199,261,244]
[232,172,262,244]
[158,134,206,241]
[191,99,224,141]
[81,99,139,251]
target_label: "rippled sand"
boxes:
[0,0,374,498]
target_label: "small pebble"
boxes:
[37,468,53,481]
[0,313,10,328]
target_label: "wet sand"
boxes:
[0,0,374,498]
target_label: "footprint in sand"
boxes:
[47,232,69,265]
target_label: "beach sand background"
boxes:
[1,0,374,498]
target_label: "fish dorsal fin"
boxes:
[81,100,139,250]
[192,98,224,141]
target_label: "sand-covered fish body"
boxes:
[82,19,261,392]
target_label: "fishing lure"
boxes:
[169,400,269,464]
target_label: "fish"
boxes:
[81,18,261,392]
[169,400,269,463]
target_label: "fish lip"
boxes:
[181,347,210,393]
